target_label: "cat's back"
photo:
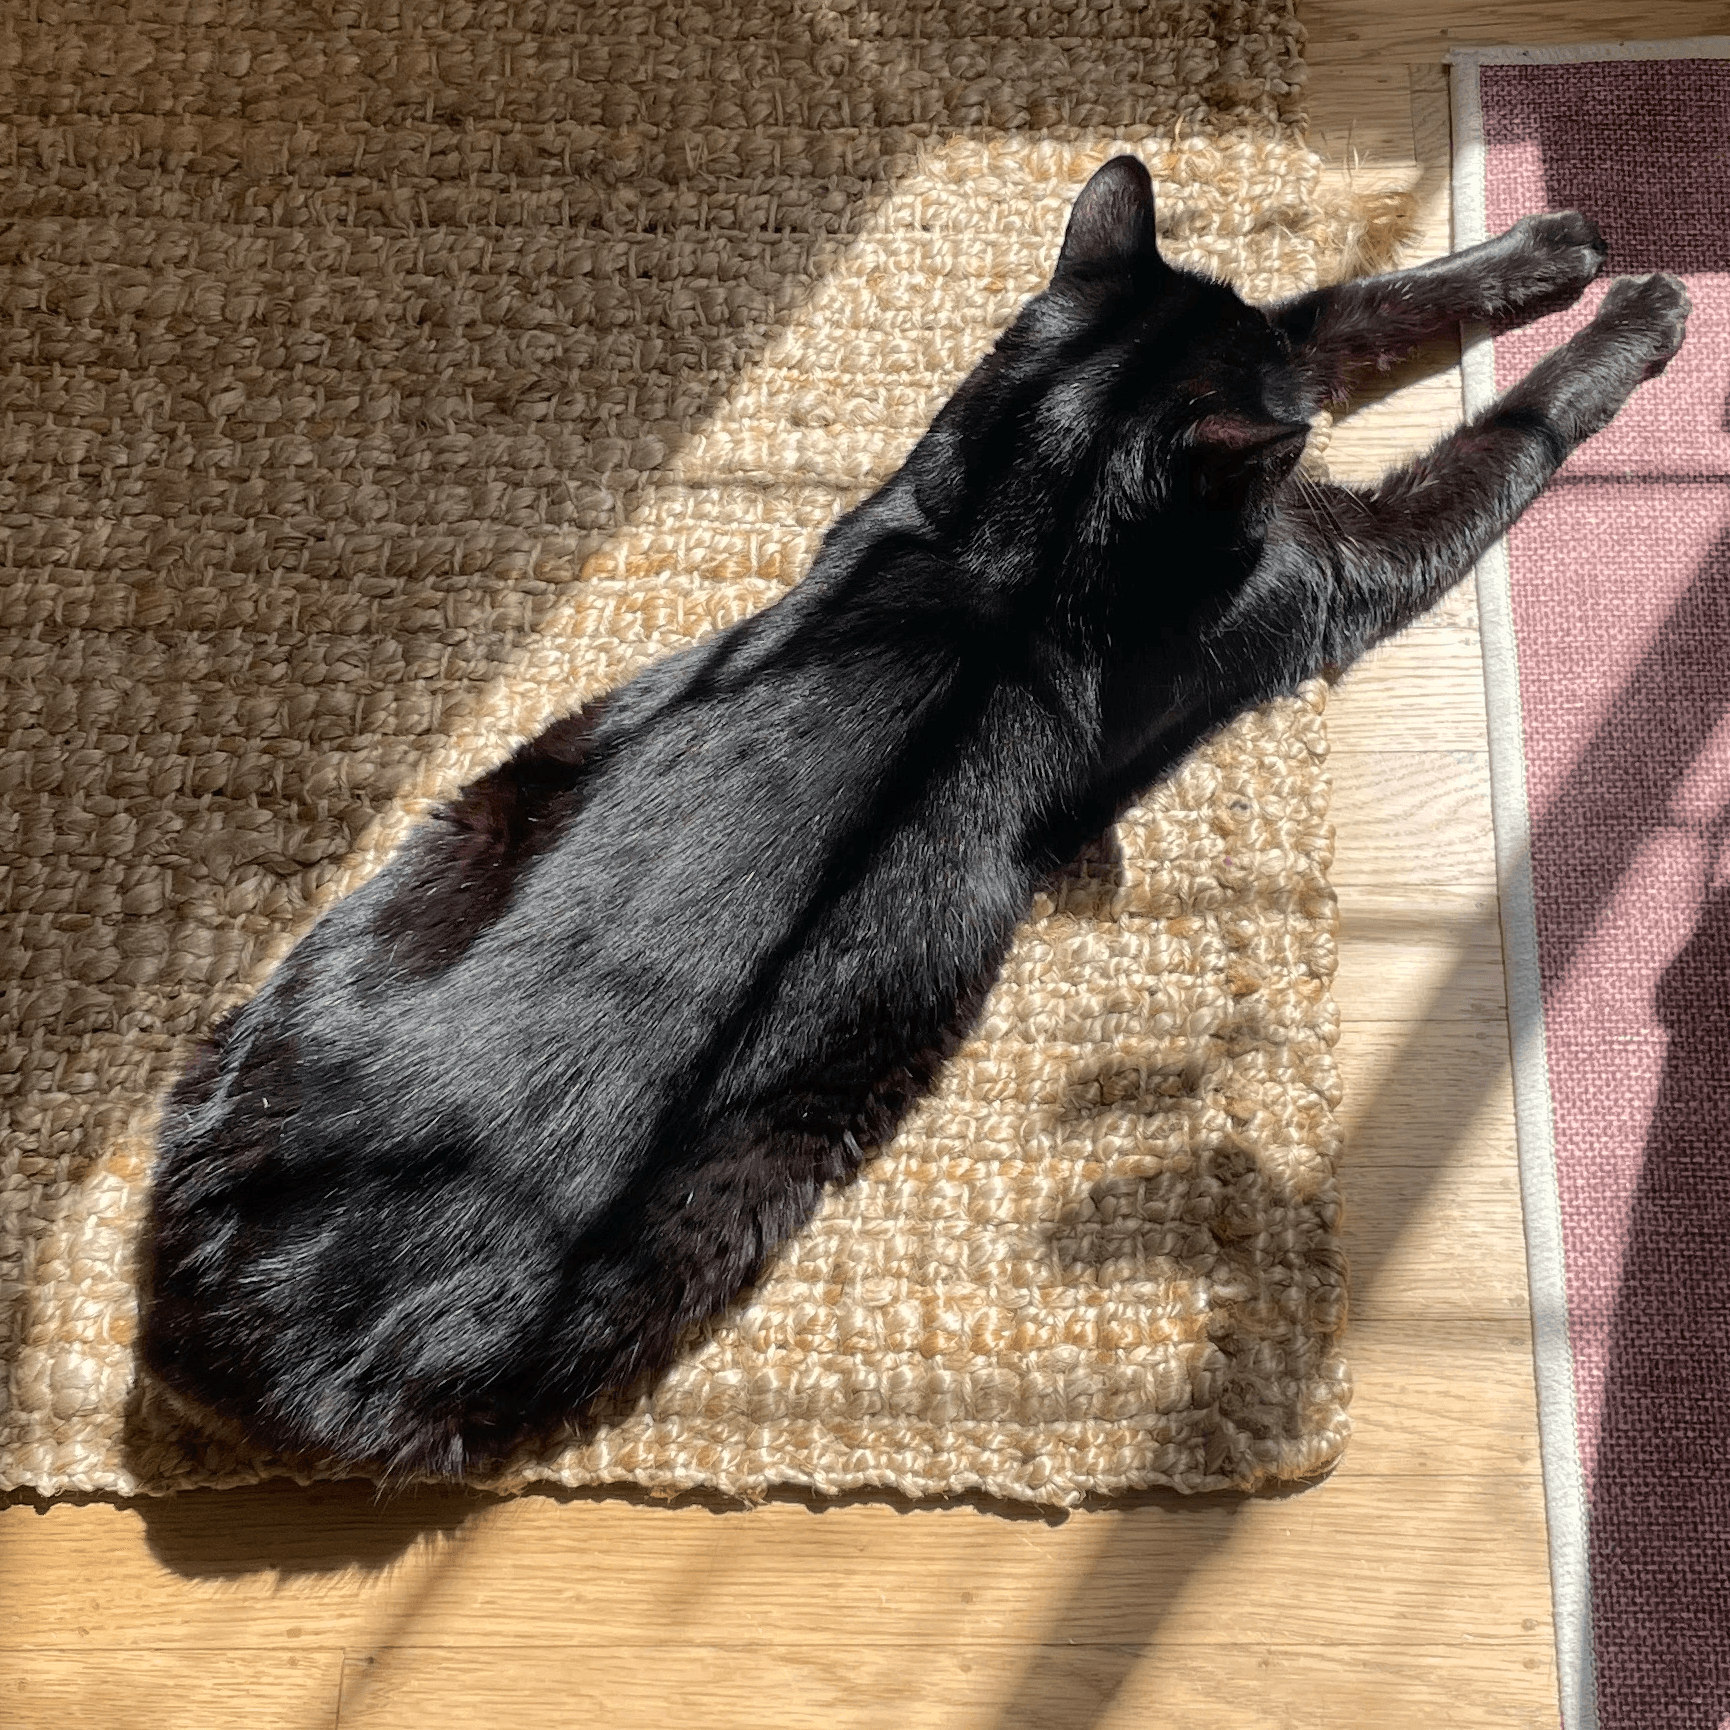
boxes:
[403,562,1068,1128]
[162,539,1070,1200]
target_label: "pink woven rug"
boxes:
[1455,40,1730,1730]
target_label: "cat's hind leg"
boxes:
[1271,212,1610,405]
[1267,271,1689,668]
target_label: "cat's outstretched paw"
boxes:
[1512,269,1693,442]
[1592,271,1691,378]
[1488,211,1608,320]
[1506,211,1607,276]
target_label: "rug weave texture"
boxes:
[1,0,1383,1501]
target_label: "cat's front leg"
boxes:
[1272,212,1609,405]
[1272,271,1689,668]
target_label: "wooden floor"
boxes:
[8,3,1728,1725]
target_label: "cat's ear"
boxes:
[1055,155,1164,278]
[1185,411,1309,508]
[1191,412,1309,455]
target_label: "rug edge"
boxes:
[1450,52,1598,1730]
[1447,36,1730,70]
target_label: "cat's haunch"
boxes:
[141,155,1688,1477]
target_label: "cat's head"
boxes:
[912,156,1310,553]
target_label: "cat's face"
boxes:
[913,157,1309,547]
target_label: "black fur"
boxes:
[140,157,1689,1476]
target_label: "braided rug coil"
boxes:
[1,0,1402,1502]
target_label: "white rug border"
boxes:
[1449,36,1730,70]
[1449,38,1730,1730]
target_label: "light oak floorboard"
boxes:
[0,1650,343,1730]
[1338,1018,1518,1164]
[1335,883,1506,1026]
[330,1639,1559,1730]
[0,1471,1552,1653]
[1328,749,1496,885]
[1306,0,1730,69]
[1328,636,1494,753]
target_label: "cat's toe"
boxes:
[1505,210,1609,299]
[1598,272,1691,375]
[1522,210,1606,262]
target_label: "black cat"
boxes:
[140,156,1689,1476]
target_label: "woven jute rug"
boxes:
[1455,40,1730,1727]
[1,0,1402,1503]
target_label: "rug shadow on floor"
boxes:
[113,1465,1328,1582]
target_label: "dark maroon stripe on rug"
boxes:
[1481,55,1730,1729]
